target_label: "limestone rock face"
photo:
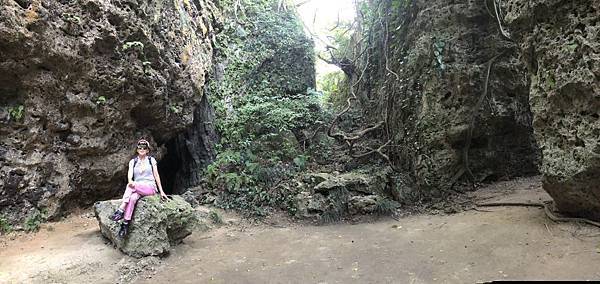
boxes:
[94,195,197,258]
[348,195,379,215]
[503,0,600,219]
[0,0,220,223]
[350,0,540,195]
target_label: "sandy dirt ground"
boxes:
[3,176,600,283]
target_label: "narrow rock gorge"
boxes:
[1,0,599,228]
[343,0,598,220]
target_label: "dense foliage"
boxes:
[205,0,324,215]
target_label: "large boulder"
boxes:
[348,195,380,215]
[503,0,600,220]
[94,195,197,258]
[294,169,395,219]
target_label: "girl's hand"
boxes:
[128,181,136,188]
[160,192,168,200]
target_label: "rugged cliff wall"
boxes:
[0,0,219,224]
[503,0,600,219]
[349,0,540,196]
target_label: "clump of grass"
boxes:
[375,198,400,216]
[24,209,46,232]
[319,210,343,224]
[208,210,223,225]
[318,188,350,224]
[0,215,12,234]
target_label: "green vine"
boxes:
[8,105,24,121]
[204,0,322,215]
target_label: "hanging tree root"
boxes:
[458,49,510,187]
[326,95,402,171]
[456,0,516,187]
[475,201,600,228]
[323,13,401,172]
[351,139,393,168]
[326,95,401,171]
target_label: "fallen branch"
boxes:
[475,201,600,228]
[476,202,543,208]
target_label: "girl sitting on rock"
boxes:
[110,139,168,238]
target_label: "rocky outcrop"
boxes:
[294,169,396,220]
[0,0,220,223]
[349,0,540,194]
[94,195,199,257]
[503,1,600,219]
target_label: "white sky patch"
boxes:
[295,0,356,77]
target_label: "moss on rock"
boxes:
[94,195,198,258]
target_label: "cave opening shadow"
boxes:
[157,141,181,195]
[157,93,218,195]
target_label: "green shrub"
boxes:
[205,93,326,215]
[0,216,12,234]
[317,71,347,108]
[375,198,400,215]
[24,209,46,232]
[202,0,330,216]
[208,211,223,225]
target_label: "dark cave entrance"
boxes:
[156,94,218,195]
[157,141,181,195]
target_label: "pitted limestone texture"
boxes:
[348,0,540,195]
[0,0,220,224]
[504,0,600,220]
[94,195,199,258]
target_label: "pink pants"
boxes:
[122,183,156,221]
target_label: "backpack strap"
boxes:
[149,156,159,193]
[132,157,139,181]
[148,156,154,175]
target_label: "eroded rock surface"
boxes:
[0,0,219,223]
[94,195,198,258]
[294,169,395,219]
[503,0,600,219]
[350,0,540,195]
